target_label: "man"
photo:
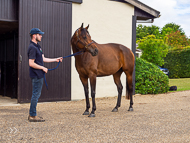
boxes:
[27,28,62,122]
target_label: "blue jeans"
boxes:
[29,78,43,116]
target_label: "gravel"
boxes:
[0,91,190,143]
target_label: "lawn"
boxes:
[169,78,190,91]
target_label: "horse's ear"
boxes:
[80,23,83,29]
[85,24,89,30]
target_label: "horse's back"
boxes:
[96,43,134,65]
[97,43,133,56]
[95,43,135,76]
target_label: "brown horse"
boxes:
[71,23,135,117]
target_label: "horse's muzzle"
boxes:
[91,48,98,56]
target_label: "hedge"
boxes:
[164,47,190,78]
[135,58,169,94]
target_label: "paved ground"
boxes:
[0,95,17,107]
[0,91,190,143]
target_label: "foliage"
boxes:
[164,47,190,78]
[136,24,161,41]
[160,27,174,37]
[165,31,190,50]
[137,35,168,66]
[136,23,187,42]
[135,58,169,94]
[136,22,190,79]
[161,23,185,35]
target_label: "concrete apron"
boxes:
[0,95,19,106]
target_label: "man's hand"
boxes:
[42,67,48,73]
[56,57,63,62]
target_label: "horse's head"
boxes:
[72,23,98,56]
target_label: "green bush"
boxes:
[135,58,169,94]
[164,47,190,78]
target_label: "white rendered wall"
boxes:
[71,0,134,100]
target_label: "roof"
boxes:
[124,0,160,18]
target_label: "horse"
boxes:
[71,23,135,117]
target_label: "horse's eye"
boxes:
[83,36,87,39]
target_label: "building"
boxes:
[0,0,160,103]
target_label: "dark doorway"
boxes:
[0,0,19,100]
[0,30,18,99]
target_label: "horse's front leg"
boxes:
[88,75,97,117]
[80,76,90,115]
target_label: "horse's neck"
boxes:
[71,36,79,53]
[71,43,79,54]
[71,43,84,62]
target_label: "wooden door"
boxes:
[18,0,72,103]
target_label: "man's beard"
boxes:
[36,38,41,42]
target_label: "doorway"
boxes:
[0,30,18,99]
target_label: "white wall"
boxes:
[71,0,134,100]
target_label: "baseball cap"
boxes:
[30,28,44,35]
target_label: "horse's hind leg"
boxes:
[79,76,90,115]
[112,69,123,112]
[125,72,134,111]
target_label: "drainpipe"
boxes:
[131,15,137,95]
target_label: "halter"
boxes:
[75,29,95,51]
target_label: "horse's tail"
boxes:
[126,83,130,100]
[125,53,134,100]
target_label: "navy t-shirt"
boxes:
[27,41,44,79]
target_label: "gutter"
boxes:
[137,19,154,23]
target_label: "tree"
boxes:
[137,35,168,66]
[160,27,173,37]
[136,24,161,41]
[166,31,190,50]
[137,23,187,41]
[161,23,185,36]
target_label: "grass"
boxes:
[169,78,190,91]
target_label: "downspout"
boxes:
[132,15,137,95]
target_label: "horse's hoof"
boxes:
[88,113,95,117]
[112,108,118,112]
[128,107,133,111]
[83,111,89,115]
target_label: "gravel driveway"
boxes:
[0,91,190,143]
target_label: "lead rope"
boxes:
[44,51,83,90]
